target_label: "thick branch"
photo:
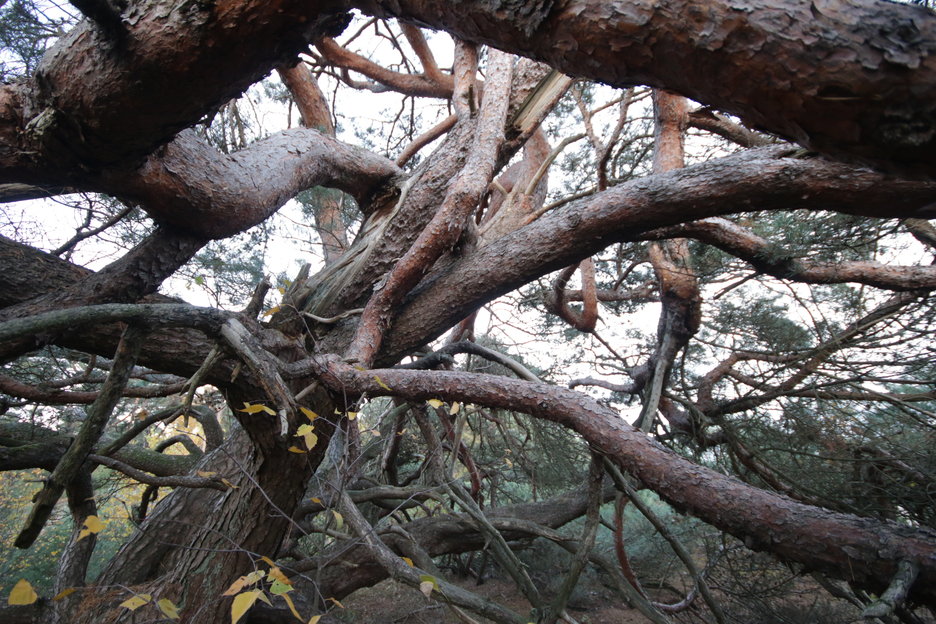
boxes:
[110,128,401,239]
[382,148,936,362]
[305,359,936,606]
[355,0,936,175]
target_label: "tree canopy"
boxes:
[0,0,935,623]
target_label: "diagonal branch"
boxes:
[303,358,936,606]
[15,324,146,548]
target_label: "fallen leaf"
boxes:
[8,579,38,605]
[157,597,180,619]
[52,587,76,601]
[427,399,444,409]
[119,593,152,610]
[300,407,319,421]
[449,402,460,415]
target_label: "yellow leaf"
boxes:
[310,497,322,504]
[77,515,105,541]
[401,557,414,567]
[223,570,265,596]
[427,399,444,409]
[196,470,217,478]
[221,478,240,489]
[260,556,276,567]
[331,510,343,530]
[262,306,281,317]
[308,616,322,624]
[8,579,38,605]
[52,587,76,601]
[346,412,358,421]
[295,424,317,449]
[288,446,307,454]
[257,592,272,606]
[280,592,302,621]
[231,590,262,624]
[300,407,319,421]
[449,402,460,415]
[158,598,181,620]
[119,593,152,610]
[505,457,513,468]
[267,566,291,586]
[239,403,276,416]
[328,597,345,608]
[373,375,392,391]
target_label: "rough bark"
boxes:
[308,360,936,605]
[354,0,936,175]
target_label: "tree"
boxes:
[0,0,935,622]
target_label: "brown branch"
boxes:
[357,0,936,175]
[382,147,936,364]
[316,36,454,98]
[612,492,647,597]
[113,128,400,240]
[395,114,457,167]
[337,490,528,624]
[345,50,514,366]
[400,23,445,82]
[15,324,146,548]
[545,259,599,332]
[641,217,936,291]
[87,454,227,491]
[303,359,936,606]
[687,108,774,148]
[0,374,185,404]
[451,38,479,119]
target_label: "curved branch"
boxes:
[642,217,936,290]
[382,147,936,362]
[305,358,936,606]
[316,36,454,98]
[112,128,401,240]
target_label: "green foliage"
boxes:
[709,290,811,351]
[0,0,73,79]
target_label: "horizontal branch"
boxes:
[356,0,936,175]
[383,147,936,362]
[306,357,936,605]
[640,217,936,290]
[87,454,227,491]
[108,128,401,239]
[0,303,230,345]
